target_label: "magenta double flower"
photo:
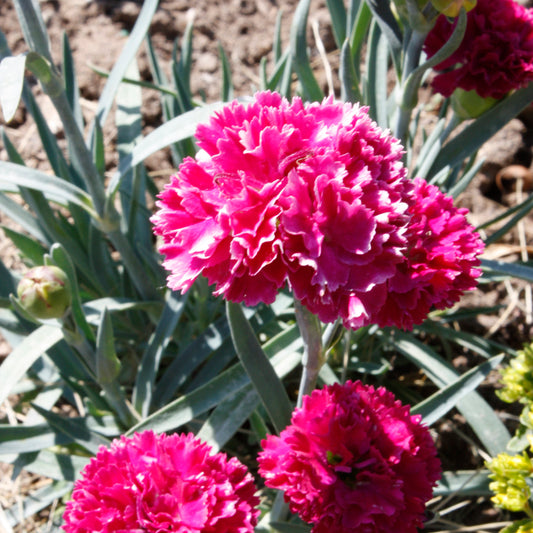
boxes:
[62,384,440,533]
[62,431,259,533]
[152,91,483,329]
[424,0,533,99]
[258,380,441,533]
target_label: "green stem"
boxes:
[294,300,324,408]
[393,8,467,145]
[50,90,107,216]
[393,30,426,145]
[14,0,106,215]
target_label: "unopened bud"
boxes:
[17,265,72,319]
[431,0,476,17]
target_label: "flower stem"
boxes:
[393,30,426,145]
[294,300,323,408]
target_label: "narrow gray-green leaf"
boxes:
[127,360,252,435]
[291,0,324,102]
[0,324,63,405]
[366,27,389,127]
[31,403,110,455]
[434,469,491,496]
[0,54,26,122]
[62,32,83,129]
[0,161,97,217]
[89,0,159,144]
[106,102,223,197]
[364,0,402,55]
[50,243,95,343]
[12,0,52,61]
[3,480,71,528]
[219,42,234,102]
[197,385,259,452]
[482,259,533,283]
[428,83,533,178]
[395,333,510,456]
[227,301,293,434]
[0,423,71,454]
[128,340,301,435]
[13,449,90,481]
[326,0,347,49]
[340,39,362,103]
[0,191,46,242]
[412,355,504,426]
[133,291,186,417]
[95,308,121,384]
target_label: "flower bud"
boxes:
[487,452,533,512]
[451,87,499,119]
[17,265,72,319]
[497,342,533,405]
[431,0,476,17]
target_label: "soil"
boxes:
[1,0,533,531]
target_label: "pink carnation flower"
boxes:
[358,178,485,330]
[62,431,259,533]
[152,91,483,329]
[424,0,533,99]
[258,381,441,533]
[152,91,412,311]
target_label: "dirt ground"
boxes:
[1,0,533,531]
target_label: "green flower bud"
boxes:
[431,0,476,17]
[17,265,72,319]
[451,88,499,119]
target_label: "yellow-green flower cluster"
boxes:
[487,452,533,512]
[498,343,533,405]
[500,518,533,533]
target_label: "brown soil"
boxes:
[1,0,533,531]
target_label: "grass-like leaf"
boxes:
[435,470,491,496]
[482,259,533,284]
[128,333,302,436]
[412,355,504,426]
[31,403,111,455]
[428,82,533,178]
[106,102,223,198]
[133,291,186,417]
[395,333,510,456]
[365,24,389,127]
[13,449,90,482]
[219,43,234,102]
[0,324,63,405]
[95,308,121,385]
[197,384,259,452]
[0,161,96,216]
[226,301,293,434]
[291,0,324,102]
[326,0,347,49]
[340,39,362,103]
[88,0,159,146]
[0,54,26,122]
[2,480,72,529]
